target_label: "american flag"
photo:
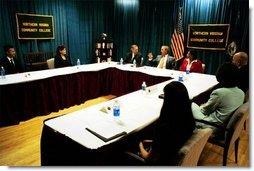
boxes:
[171,7,184,60]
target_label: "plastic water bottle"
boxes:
[186,69,190,75]
[133,59,136,67]
[120,58,123,65]
[113,100,120,117]
[141,81,147,93]
[185,69,190,80]
[77,59,80,66]
[178,72,184,82]
[1,66,5,79]
[140,57,144,66]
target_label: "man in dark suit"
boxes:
[124,44,143,66]
[156,45,176,69]
[0,45,23,75]
[232,52,249,93]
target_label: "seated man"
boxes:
[156,46,176,69]
[0,45,23,75]
[232,52,249,93]
[124,44,142,66]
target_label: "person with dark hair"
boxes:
[180,50,203,73]
[124,45,142,66]
[192,63,244,127]
[54,45,72,68]
[0,45,23,74]
[138,81,196,165]
[145,52,156,67]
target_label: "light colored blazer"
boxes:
[153,55,162,66]
[154,55,175,69]
[192,87,244,124]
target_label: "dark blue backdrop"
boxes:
[0,0,249,74]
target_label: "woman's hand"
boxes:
[139,140,152,159]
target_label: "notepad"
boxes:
[86,127,127,142]
[85,120,127,142]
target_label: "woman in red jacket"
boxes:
[180,50,203,73]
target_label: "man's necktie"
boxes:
[10,59,15,66]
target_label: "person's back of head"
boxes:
[232,52,248,68]
[216,62,239,88]
[151,81,195,165]
[160,81,195,128]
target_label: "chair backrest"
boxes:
[226,102,249,150]
[24,52,54,71]
[47,58,55,69]
[177,128,212,166]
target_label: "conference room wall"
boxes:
[181,0,249,74]
[0,0,249,75]
[0,0,113,67]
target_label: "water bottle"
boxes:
[141,81,147,94]
[113,100,120,117]
[186,69,190,75]
[178,72,184,82]
[1,66,5,79]
[185,69,190,80]
[141,57,144,66]
[77,58,80,66]
[120,58,123,65]
[97,57,100,63]
[133,59,136,67]
[141,81,147,91]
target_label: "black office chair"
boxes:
[195,102,249,166]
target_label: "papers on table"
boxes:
[85,114,127,142]
[86,127,126,142]
[44,66,218,149]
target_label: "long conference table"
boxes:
[0,62,176,126]
[36,63,217,165]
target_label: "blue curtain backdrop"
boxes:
[0,0,249,74]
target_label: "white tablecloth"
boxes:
[44,64,218,149]
[0,62,177,85]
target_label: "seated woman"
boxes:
[180,50,203,73]
[145,52,156,67]
[192,63,245,128]
[54,45,72,68]
[138,81,196,165]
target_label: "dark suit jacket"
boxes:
[54,55,72,68]
[0,56,23,75]
[124,52,142,66]
[145,59,157,67]
[238,64,249,93]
